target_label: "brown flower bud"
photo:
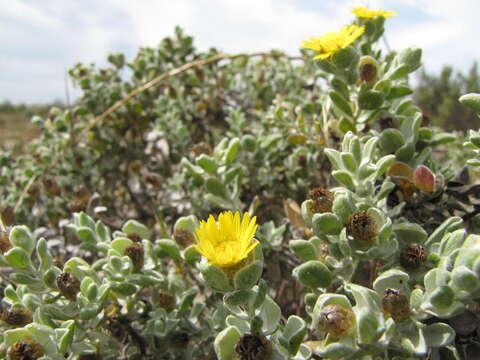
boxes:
[235,333,271,360]
[8,339,44,360]
[379,117,394,130]
[382,289,410,322]
[128,160,142,175]
[127,233,142,243]
[78,353,101,360]
[0,205,15,226]
[194,67,205,81]
[191,142,212,156]
[173,228,195,248]
[70,187,92,212]
[309,187,334,214]
[360,63,377,83]
[167,85,178,99]
[347,212,378,244]
[319,304,355,338]
[57,272,81,301]
[170,331,190,349]
[42,177,61,197]
[1,307,33,327]
[124,243,144,272]
[27,183,41,201]
[358,56,379,85]
[0,231,12,255]
[144,172,162,189]
[298,154,307,168]
[400,243,427,271]
[156,290,176,311]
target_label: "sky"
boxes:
[1,0,478,104]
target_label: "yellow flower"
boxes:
[194,211,259,268]
[302,25,365,60]
[352,6,397,19]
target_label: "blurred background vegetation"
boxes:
[1,62,479,152]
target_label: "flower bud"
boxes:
[347,212,378,244]
[42,177,61,197]
[144,172,162,189]
[127,233,142,243]
[309,187,334,214]
[400,243,426,271]
[156,290,176,311]
[319,304,355,338]
[57,272,81,301]
[173,228,195,248]
[379,117,394,130]
[170,332,190,349]
[359,56,379,84]
[8,339,44,360]
[128,160,142,174]
[167,85,178,99]
[0,230,12,255]
[1,205,16,226]
[1,307,33,327]
[124,243,144,272]
[78,353,101,360]
[382,289,410,322]
[27,183,41,201]
[69,187,92,212]
[235,334,272,360]
[191,142,212,156]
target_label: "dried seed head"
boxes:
[42,177,61,197]
[347,212,378,244]
[173,228,195,248]
[400,243,427,271]
[0,231,12,255]
[156,290,176,311]
[382,289,410,322]
[309,187,334,214]
[124,243,144,272]
[170,332,190,349]
[319,304,355,338]
[191,142,212,156]
[0,205,16,226]
[235,333,271,360]
[1,307,33,327]
[8,339,44,360]
[57,272,81,301]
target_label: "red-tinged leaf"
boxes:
[414,165,435,193]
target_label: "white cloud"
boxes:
[0,0,478,103]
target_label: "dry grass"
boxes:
[0,112,40,152]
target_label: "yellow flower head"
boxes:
[194,211,259,268]
[302,25,365,60]
[352,6,397,19]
